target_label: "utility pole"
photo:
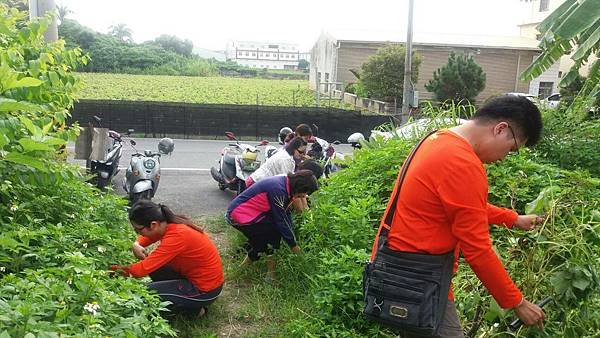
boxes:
[316,67,321,107]
[401,0,414,116]
[29,0,58,41]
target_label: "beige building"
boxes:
[310,30,549,103]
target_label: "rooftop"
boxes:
[324,29,540,50]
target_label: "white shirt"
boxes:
[250,149,295,182]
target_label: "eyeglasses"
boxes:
[507,124,520,153]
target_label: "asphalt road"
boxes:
[68,138,354,217]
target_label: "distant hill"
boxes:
[193,47,226,61]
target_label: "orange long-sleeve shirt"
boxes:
[125,223,224,292]
[376,130,521,309]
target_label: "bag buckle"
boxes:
[390,305,408,318]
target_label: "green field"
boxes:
[76,73,338,107]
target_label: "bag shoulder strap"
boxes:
[383,130,437,227]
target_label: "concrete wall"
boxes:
[309,33,339,92]
[69,100,392,142]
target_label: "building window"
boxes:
[269,44,278,49]
[538,81,553,98]
[251,52,256,56]
[245,52,249,56]
[324,73,330,92]
[539,0,549,12]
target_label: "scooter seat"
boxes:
[223,153,237,166]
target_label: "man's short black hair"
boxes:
[473,95,543,147]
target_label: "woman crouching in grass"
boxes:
[111,200,224,318]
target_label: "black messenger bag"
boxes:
[363,131,454,336]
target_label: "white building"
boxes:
[225,41,308,70]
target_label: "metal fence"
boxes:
[70,100,396,141]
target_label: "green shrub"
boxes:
[0,6,176,336]
[425,52,486,106]
[359,44,421,101]
[535,106,600,177]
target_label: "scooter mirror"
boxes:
[312,124,319,136]
[259,140,269,146]
[333,140,341,145]
[130,140,137,146]
[225,132,236,140]
[93,115,102,122]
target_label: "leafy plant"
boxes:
[76,72,351,108]
[0,5,177,336]
[359,44,421,101]
[520,0,600,113]
[425,52,486,106]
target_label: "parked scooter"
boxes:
[210,132,268,195]
[260,127,293,160]
[88,116,123,190]
[347,132,365,149]
[123,134,174,203]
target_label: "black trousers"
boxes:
[148,266,222,314]
[228,216,282,261]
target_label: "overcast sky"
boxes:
[56,0,531,51]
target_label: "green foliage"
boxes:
[520,0,600,114]
[0,6,177,336]
[298,59,309,71]
[0,3,86,174]
[559,73,587,107]
[559,74,600,109]
[281,114,599,336]
[534,107,600,176]
[425,52,486,105]
[108,23,132,43]
[76,72,350,107]
[151,34,194,57]
[359,44,421,101]
[59,19,219,77]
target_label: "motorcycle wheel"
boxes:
[131,190,152,204]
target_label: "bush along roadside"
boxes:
[279,125,599,337]
[0,6,175,337]
[0,162,176,337]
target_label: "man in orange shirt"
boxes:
[378,95,546,337]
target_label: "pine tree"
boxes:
[425,52,486,105]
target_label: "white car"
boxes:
[541,93,560,109]
[369,117,468,141]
